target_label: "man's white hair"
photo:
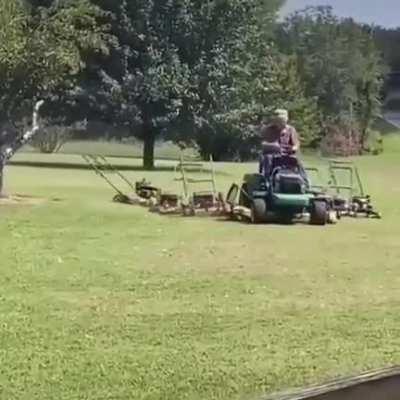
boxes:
[273,109,289,122]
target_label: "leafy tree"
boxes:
[78,0,287,167]
[374,27,400,72]
[1,0,108,120]
[276,6,386,150]
[271,56,321,147]
[354,25,388,148]
[185,0,319,161]
[74,0,193,169]
[0,0,108,195]
[277,7,354,118]
[171,0,288,161]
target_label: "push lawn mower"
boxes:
[82,152,224,216]
[82,155,160,206]
[327,159,381,219]
[174,154,225,216]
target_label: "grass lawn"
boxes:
[1,139,400,400]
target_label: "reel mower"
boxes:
[327,159,381,219]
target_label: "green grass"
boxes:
[1,138,400,400]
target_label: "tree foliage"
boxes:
[76,0,195,169]
[0,0,109,122]
[374,27,400,72]
[0,0,108,194]
[77,0,288,166]
[170,0,288,161]
[0,0,389,170]
[276,6,387,151]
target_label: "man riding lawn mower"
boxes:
[232,109,336,225]
[259,109,308,185]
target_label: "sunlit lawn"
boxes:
[1,138,400,399]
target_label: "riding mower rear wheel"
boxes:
[310,200,328,226]
[251,199,267,224]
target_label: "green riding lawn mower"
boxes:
[225,146,381,225]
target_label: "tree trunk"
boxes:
[0,160,6,198]
[360,83,373,152]
[143,127,155,170]
[0,101,44,198]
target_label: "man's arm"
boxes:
[260,124,269,142]
[289,126,300,152]
[260,124,278,144]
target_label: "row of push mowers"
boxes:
[83,149,381,226]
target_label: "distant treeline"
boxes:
[375,27,400,72]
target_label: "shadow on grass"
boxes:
[8,160,234,177]
[8,160,177,172]
[373,116,400,135]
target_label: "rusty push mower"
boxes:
[82,154,157,206]
[173,155,226,217]
[327,159,381,219]
[137,154,225,216]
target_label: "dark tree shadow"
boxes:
[8,160,177,172]
[7,160,233,176]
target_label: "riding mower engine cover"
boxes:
[273,170,306,194]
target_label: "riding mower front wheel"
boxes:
[251,198,267,224]
[310,200,328,226]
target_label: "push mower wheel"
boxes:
[310,200,328,226]
[113,193,129,204]
[251,199,267,224]
[182,205,195,217]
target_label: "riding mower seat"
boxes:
[273,169,306,194]
[270,167,312,209]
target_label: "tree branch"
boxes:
[1,100,44,162]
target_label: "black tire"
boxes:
[182,205,195,217]
[251,198,267,224]
[239,174,265,208]
[310,200,328,225]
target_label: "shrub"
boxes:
[30,120,87,154]
[320,123,363,157]
[364,129,384,155]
